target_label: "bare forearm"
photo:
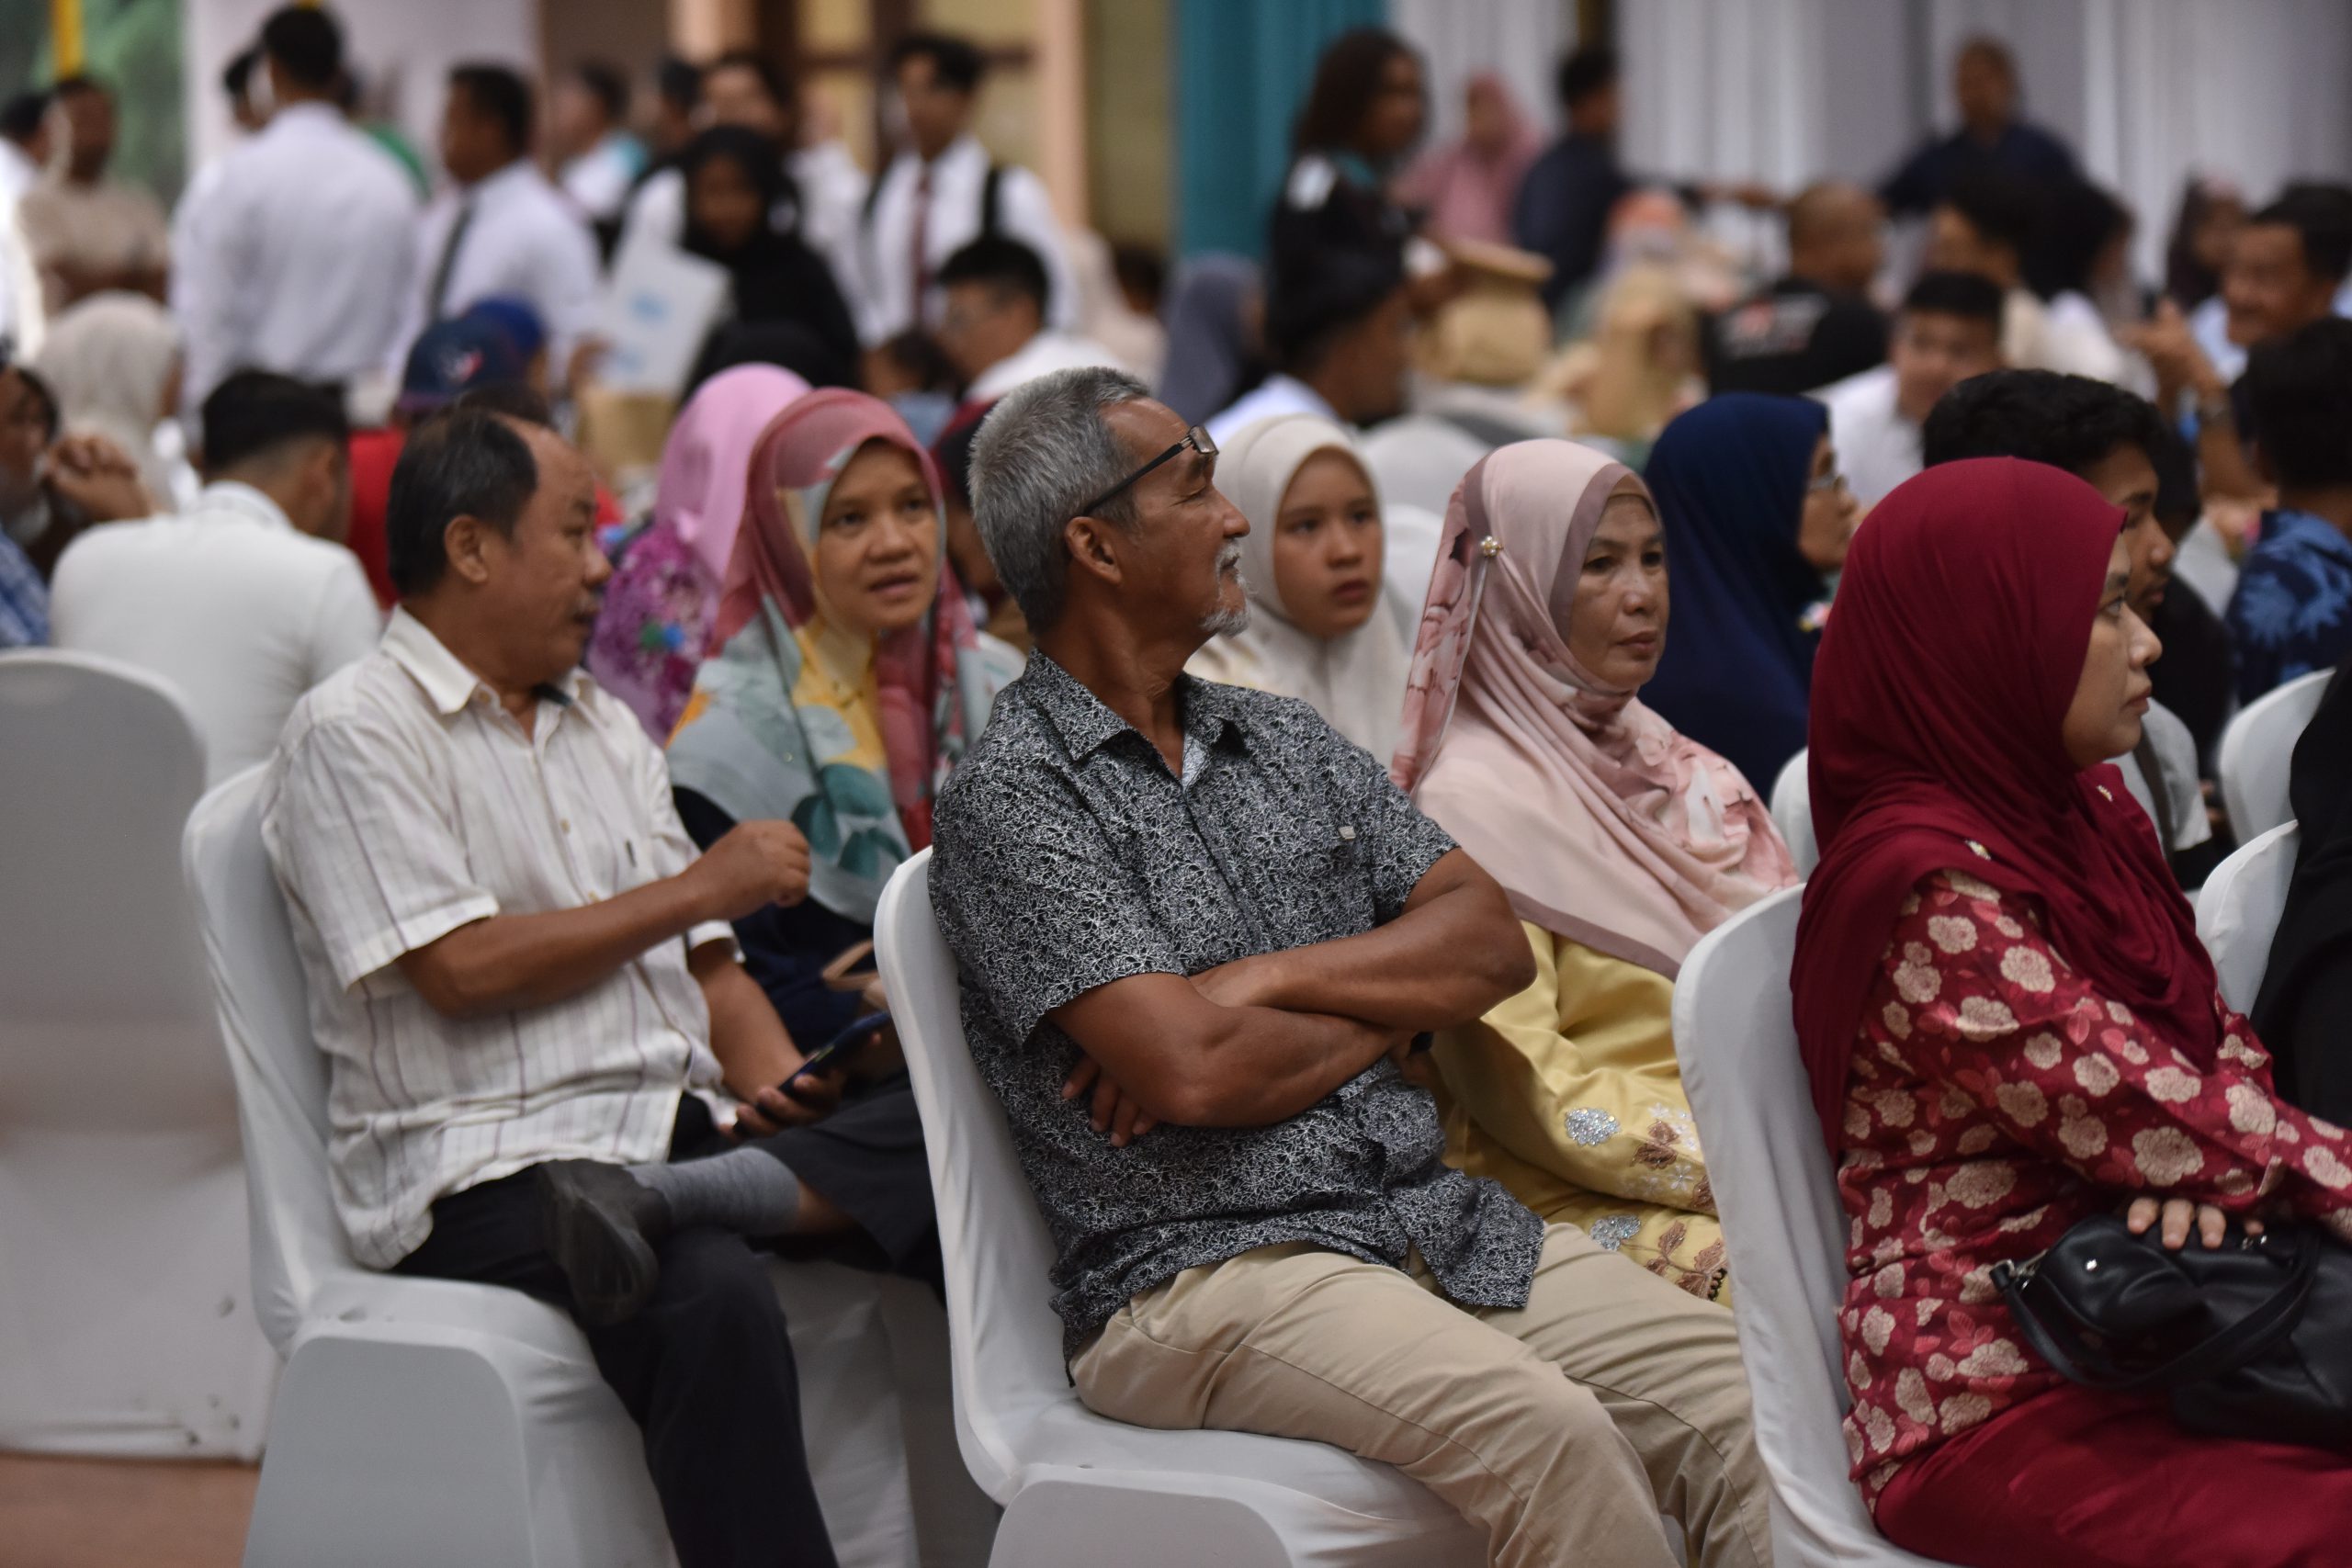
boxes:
[697,946,800,1094]
[401,873,709,1017]
[1211,879,1533,1032]
[1170,1006,1400,1127]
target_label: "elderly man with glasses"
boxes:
[926,367,1774,1568]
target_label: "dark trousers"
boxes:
[395,1102,840,1568]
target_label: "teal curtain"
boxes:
[1174,0,1388,259]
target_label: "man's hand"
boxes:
[732,1051,848,1136]
[1063,1053,1159,1146]
[45,432,151,524]
[2121,299,2225,404]
[687,820,811,922]
[2126,1195,2258,1251]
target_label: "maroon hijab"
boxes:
[1792,458,2221,1148]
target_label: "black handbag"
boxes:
[1990,1213,2352,1450]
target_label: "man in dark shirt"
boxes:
[929,366,1770,1567]
[1512,45,1632,310]
[1706,181,1890,395]
[1880,36,2077,220]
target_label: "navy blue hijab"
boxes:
[1639,393,1829,794]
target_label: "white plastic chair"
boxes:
[2219,669,2330,841]
[2196,822,2301,1016]
[874,850,1487,1568]
[1770,750,1816,876]
[183,767,993,1568]
[1673,886,1949,1568]
[0,649,276,1457]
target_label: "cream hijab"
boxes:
[1188,413,1416,759]
[1392,439,1796,976]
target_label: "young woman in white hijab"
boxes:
[1185,412,1417,759]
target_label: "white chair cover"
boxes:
[2196,822,2301,1017]
[1672,886,1950,1567]
[0,649,276,1457]
[874,850,1486,1568]
[184,767,991,1568]
[1770,750,1816,876]
[1359,415,1492,519]
[2219,669,2330,841]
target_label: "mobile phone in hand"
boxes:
[777,1012,890,1094]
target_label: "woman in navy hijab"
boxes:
[1639,393,1860,793]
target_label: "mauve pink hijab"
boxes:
[1392,439,1796,977]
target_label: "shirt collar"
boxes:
[1262,374,1341,423]
[193,479,294,532]
[267,101,345,136]
[1023,649,1247,764]
[382,606,587,716]
[462,157,537,200]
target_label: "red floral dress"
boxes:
[1836,868,2352,1508]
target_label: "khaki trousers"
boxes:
[1071,1224,1773,1568]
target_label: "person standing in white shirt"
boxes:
[852,33,1077,353]
[48,370,379,784]
[551,62,645,235]
[174,7,418,410]
[395,64,600,381]
[935,235,1114,402]
[1813,270,2005,506]
[1206,248,1412,446]
[0,94,51,361]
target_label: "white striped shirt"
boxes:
[263,608,733,1269]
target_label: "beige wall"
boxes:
[1084,0,1170,251]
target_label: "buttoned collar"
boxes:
[382,605,586,717]
[1023,649,1247,765]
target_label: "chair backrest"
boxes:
[2220,668,2329,841]
[874,850,1068,1503]
[2196,821,2301,1016]
[0,649,225,1124]
[1359,415,1490,519]
[1769,750,1816,875]
[182,764,358,1354]
[1673,886,1894,1560]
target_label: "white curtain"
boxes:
[1618,0,2352,282]
[1389,0,1573,148]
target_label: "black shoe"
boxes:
[537,1161,673,1328]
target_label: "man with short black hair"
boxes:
[1513,45,1628,309]
[1881,36,2078,221]
[18,75,167,310]
[852,30,1076,348]
[395,63,599,379]
[1705,181,1889,395]
[2229,318,2352,702]
[1922,168,2111,376]
[175,5,418,408]
[552,61,645,230]
[1920,368,2220,878]
[936,233,1115,401]
[1815,269,2004,504]
[1207,247,1412,443]
[263,406,884,1568]
[48,370,379,781]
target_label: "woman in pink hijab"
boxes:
[585,364,811,738]
[1395,73,1544,247]
[1393,439,1797,1301]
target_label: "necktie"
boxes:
[910,166,933,325]
[425,197,475,322]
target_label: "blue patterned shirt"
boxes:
[2228,508,2352,704]
[0,531,47,648]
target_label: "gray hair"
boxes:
[969,366,1152,632]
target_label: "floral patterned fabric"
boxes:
[2226,507,2352,705]
[1435,921,1730,1301]
[586,517,717,739]
[1838,867,2352,1510]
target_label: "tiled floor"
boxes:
[0,1454,254,1568]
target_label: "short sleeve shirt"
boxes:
[929,652,1544,1349]
[2227,507,2352,705]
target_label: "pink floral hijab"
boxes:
[1392,439,1797,976]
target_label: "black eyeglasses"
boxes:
[1075,425,1218,518]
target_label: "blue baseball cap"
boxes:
[398,318,527,415]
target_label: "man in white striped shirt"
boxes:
[263,406,853,1568]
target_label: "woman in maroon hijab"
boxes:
[1792,457,2352,1566]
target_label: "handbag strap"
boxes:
[1994,1236,2319,1394]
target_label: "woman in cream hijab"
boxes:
[1393,438,1797,1301]
[1186,412,1417,759]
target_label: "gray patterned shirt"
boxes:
[929,652,1544,1348]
